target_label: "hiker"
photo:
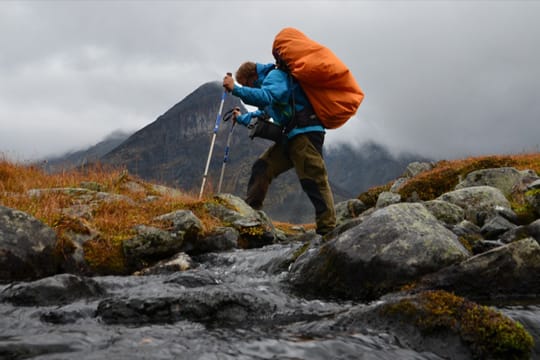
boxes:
[222,62,336,236]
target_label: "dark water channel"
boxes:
[1,242,539,359]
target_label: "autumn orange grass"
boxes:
[0,159,306,246]
[359,152,540,208]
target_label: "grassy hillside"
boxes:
[0,159,306,238]
[2,152,539,273]
[359,152,540,223]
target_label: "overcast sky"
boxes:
[1,0,539,162]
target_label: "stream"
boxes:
[1,242,539,359]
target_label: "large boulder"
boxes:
[0,206,59,282]
[288,203,470,300]
[326,291,534,360]
[437,186,512,225]
[455,167,523,196]
[418,237,540,300]
[97,287,279,326]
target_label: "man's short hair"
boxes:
[235,62,257,86]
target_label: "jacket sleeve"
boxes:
[232,70,289,108]
[236,109,265,127]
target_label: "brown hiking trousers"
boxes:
[246,132,336,235]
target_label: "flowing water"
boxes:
[1,242,539,360]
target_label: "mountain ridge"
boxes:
[45,82,427,222]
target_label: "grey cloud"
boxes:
[1,1,539,161]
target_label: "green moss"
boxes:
[458,234,483,254]
[381,290,534,359]
[394,156,520,202]
[292,241,311,262]
[509,188,540,225]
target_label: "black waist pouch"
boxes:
[248,116,284,142]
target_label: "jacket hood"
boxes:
[256,63,276,84]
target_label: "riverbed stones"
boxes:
[288,203,470,300]
[418,237,540,300]
[134,252,194,275]
[96,287,276,326]
[190,226,238,255]
[0,273,105,306]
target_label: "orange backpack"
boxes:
[272,27,364,129]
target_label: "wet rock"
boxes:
[97,287,276,326]
[191,226,238,255]
[165,270,221,288]
[419,237,540,300]
[40,305,96,324]
[437,186,512,226]
[0,273,105,306]
[258,238,316,275]
[330,290,533,360]
[289,203,469,301]
[134,252,194,275]
[0,341,76,360]
[123,225,183,271]
[0,205,59,282]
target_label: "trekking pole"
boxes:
[217,109,237,193]
[199,73,231,199]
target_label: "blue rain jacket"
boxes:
[232,63,325,139]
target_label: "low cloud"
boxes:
[1,1,539,161]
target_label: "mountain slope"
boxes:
[43,130,132,172]
[49,82,427,223]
